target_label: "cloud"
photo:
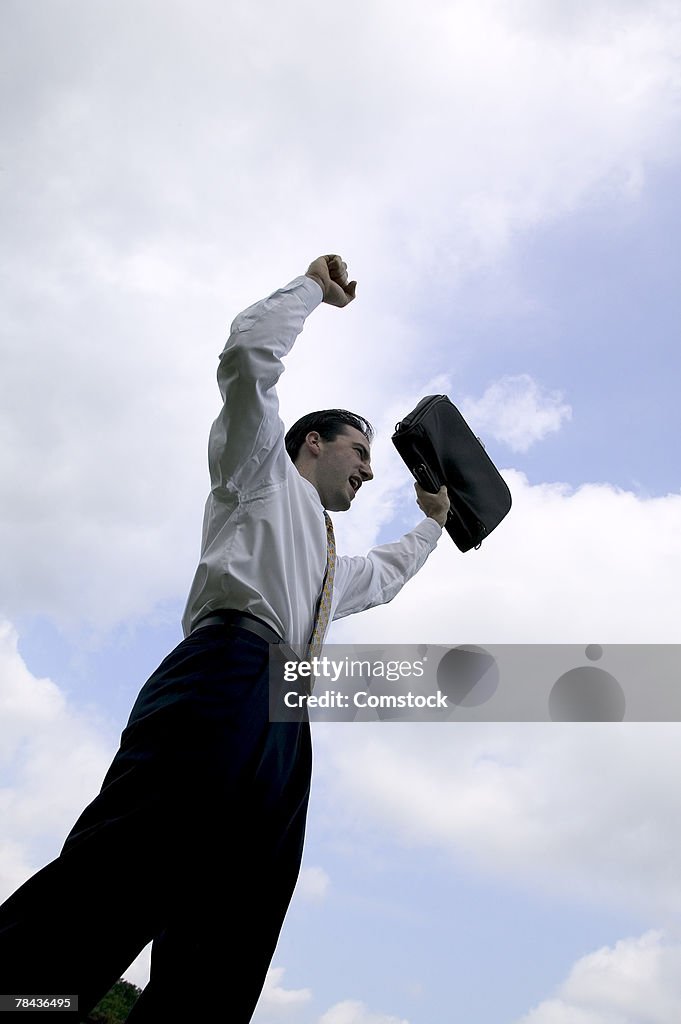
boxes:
[312,717,681,919]
[0,620,115,899]
[251,983,408,1024]
[260,967,312,1008]
[296,865,331,903]
[318,1000,408,1024]
[516,931,681,1024]
[321,465,681,919]
[458,375,572,452]
[249,967,313,1022]
[330,471,681,645]
[1,0,680,636]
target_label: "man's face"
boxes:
[312,425,374,511]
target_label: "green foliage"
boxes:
[83,978,142,1023]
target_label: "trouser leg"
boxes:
[126,634,312,1022]
[126,724,311,1022]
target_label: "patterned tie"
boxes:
[307,511,336,661]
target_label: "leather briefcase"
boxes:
[392,395,512,551]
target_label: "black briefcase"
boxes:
[392,395,512,551]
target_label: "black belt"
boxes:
[193,610,300,662]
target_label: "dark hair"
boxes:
[285,409,374,463]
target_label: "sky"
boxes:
[1,0,681,1021]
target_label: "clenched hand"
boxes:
[306,254,357,308]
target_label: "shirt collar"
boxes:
[296,472,326,513]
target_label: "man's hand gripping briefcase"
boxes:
[392,395,512,552]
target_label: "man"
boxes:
[0,254,449,1021]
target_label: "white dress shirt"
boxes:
[181,275,442,654]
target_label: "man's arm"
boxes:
[208,255,354,496]
[331,514,443,622]
[332,488,450,621]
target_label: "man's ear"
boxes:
[304,431,322,457]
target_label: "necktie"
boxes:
[307,511,336,661]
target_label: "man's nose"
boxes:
[360,461,373,481]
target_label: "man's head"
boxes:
[285,410,374,511]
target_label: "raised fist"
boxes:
[306,254,357,308]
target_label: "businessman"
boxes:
[0,254,449,1021]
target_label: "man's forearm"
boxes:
[332,518,442,620]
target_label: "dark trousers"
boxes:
[0,624,312,1022]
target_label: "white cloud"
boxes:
[0,620,115,899]
[311,716,681,919]
[128,933,681,1024]
[1,0,680,635]
[249,967,313,1022]
[253,985,409,1024]
[516,931,681,1024]
[259,967,312,1008]
[320,467,681,919]
[318,1000,408,1024]
[458,375,572,452]
[330,471,681,645]
[296,865,331,903]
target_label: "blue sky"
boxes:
[2,1,681,1021]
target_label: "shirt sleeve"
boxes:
[207,275,323,497]
[331,517,443,620]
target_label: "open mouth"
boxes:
[349,476,361,494]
